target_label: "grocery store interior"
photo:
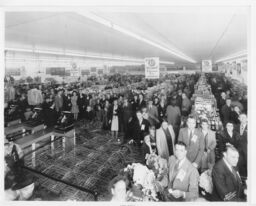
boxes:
[3,6,251,202]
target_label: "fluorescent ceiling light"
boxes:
[5,47,64,55]
[76,11,196,63]
[5,57,142,65]
[5,47,174,65]
[5,47,33,53]
[65,52,143,62]
[5,57,71,62]
[215,50,247,63]
[5,47,143,62]
[160,61,175,65]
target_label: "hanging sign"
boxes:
[70,62,80,77]
[202,60,212,72]
[145,57,160,79]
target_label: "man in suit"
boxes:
[122,98,133,142]
[176,90,183,110]
[16,94,29,121]
[147,99,159,127]
[221,98,232,127]
[128,110,150,147]
[164,141,199,201]
[241,94,247,114]
[178,115,204,169]
[218,92,227,110]
[100,95,106,109]
[212,145,244,201]
[130,95,139,112]
[77,91,85,119]
[236,113,247,178]
[138,94,146,110]
[84,93,91,109]
[200,119,217,172]
[43,103,58,128]
[54,89,63,114]
[62,90,71,111]
[219,121,240,154]
[166,98,181,140]
[181,93,191,117]
[156,120,176,160]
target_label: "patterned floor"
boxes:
[23,120,144,201]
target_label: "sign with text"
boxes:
[91,67,97,72]
[202,60,212,72]
[70,61,80,77]
[81,70,90,76]
[46,67,66,76]
[70,70,80,77]
[145,57,159,79]
[5,68,21,76]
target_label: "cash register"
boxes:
[23,107,44,127]
[5,104,21,127]
[54,111,74,133]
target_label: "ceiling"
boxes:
[5,7,248,68]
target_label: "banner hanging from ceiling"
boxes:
[70,62,80,77]
[145,57,160,79]
[202,60,212,72]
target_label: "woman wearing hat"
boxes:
[71,91,79,120]
[109,99,121,142]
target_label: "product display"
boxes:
[190,74,222,131]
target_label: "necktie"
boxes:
[240,125,244,135]
[174,160,180,172]
[189,130,193,145]
[205,133,208,152]
[171,160,180,187]
[231,167,241,184]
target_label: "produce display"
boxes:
[190,74,222,131]
[229,77,247,97]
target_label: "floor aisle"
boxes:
[24,120,144,201]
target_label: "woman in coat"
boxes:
[109,99,121,141]
[71,91,79,120]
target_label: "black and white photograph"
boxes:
[1,0,256,204]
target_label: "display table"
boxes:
[5,123,25,137]
[190,73,222,131]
